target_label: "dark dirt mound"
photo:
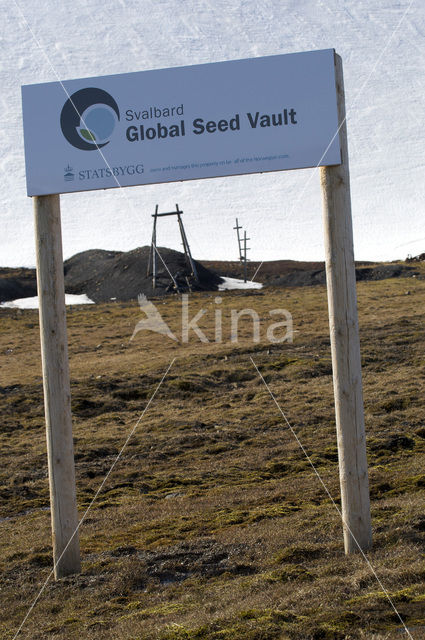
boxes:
[63,249,121,287]
[0,268,37,303]
[264,263,421,288]
[356,264,419,281]
[64,246,223,302]
[267,269,327,288]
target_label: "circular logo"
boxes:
[60,88,120,151]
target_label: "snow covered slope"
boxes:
[1,0,424,267]
[0,294,94,309]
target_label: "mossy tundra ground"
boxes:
[0,271,424,639]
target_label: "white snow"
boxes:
[0,294,94,309]
[1,1,424,267]
[218,277,263,291]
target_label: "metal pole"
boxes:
[243,231,247,282]
[176,205,198,282]
[152,213,157,290]
[147,205,158,278]
[320,53,372,553]
[34,194,81,578]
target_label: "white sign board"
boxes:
[22,49,341,196]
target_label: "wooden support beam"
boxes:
[34,194,81,578]
[321,53,372,554]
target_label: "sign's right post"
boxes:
[320,53,372,553]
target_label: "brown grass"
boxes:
[0,271,424,639]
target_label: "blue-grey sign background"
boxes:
[22,49,341,196]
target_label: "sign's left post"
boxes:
[34,194,81,579]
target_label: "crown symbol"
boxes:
[64,165,75,181]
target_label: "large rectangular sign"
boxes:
[22,49,341,196]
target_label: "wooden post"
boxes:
[34,194,81,578]
[320,53,372,553]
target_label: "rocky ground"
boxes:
[0,271,424,639]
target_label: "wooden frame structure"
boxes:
[33,53,371,578]
[147,204,199,291]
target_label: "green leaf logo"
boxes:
[79,128,96,142]
[80,129,96,142]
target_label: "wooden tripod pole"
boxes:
[34,194,81,578]
[321,53,372,554]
